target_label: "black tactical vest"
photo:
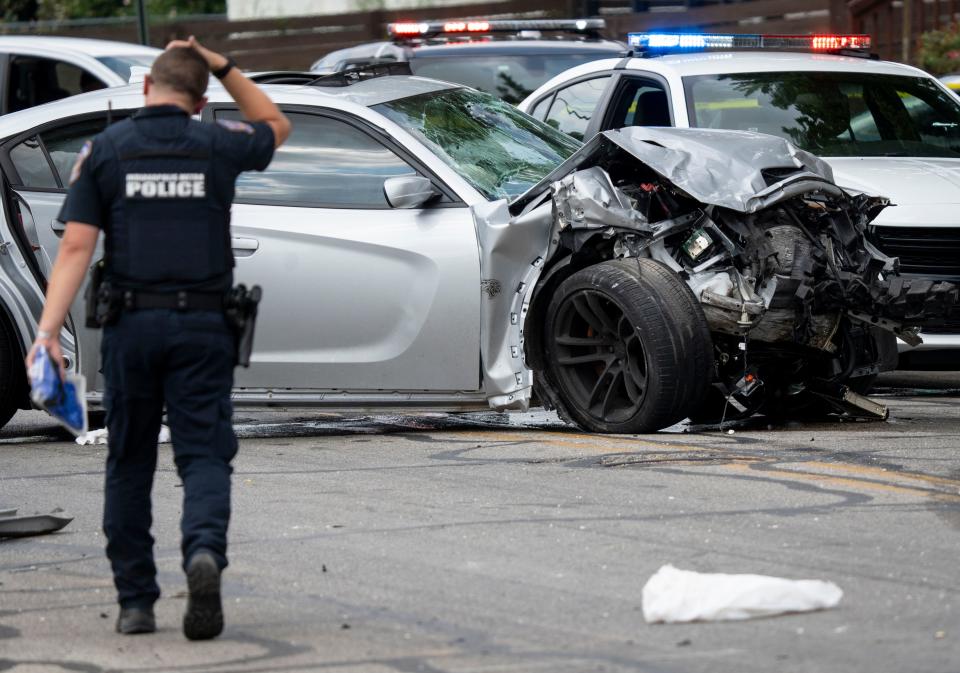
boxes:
[102,113,233,288]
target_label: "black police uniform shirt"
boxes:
[58,105,274,294]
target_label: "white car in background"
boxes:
[519,33,960,368]
[0,36,160,115]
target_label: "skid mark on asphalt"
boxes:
[445,428,960,502]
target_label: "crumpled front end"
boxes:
[505,127,956,425]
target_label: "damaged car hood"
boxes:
[514,127,838,215]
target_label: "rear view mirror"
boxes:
[384,176,438,209]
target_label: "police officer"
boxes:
[26,38,290,640]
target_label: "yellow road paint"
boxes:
[723,461,945,499]
[792,460,960,491]
[449,429,960,501]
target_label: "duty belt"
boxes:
[121,290,224,312]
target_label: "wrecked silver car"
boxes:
[0,75,952,433]
[510,127,956,432]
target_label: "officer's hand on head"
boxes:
[26,333,66,380]
[165,36,227,72]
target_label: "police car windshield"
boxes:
[375,87,581,200]
[684,71,960,158]
[97,54,157,81]
[410,53,621,104]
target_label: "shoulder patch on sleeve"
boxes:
[69,140,93,185]
[216,119,255,134]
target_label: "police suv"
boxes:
[519,33,960,366]
[310,19,627,104]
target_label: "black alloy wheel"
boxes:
[552,290,649,424]
[541,259,713,434]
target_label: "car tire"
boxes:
[541,258,713,434]
[0,315,25,430]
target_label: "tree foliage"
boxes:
[2,0,38,21]
[919,24,960,76]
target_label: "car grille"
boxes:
[869,226,960,277]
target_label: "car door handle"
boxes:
[231,237,259,257]
[51,219,66,236]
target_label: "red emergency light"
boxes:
[387,18,605,40]
[810,34,871,50]
[443,21,490,33]
[390,22,430,36]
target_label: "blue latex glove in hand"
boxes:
[29,345,87,436]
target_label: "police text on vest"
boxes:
[125,173,206,199]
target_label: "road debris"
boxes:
[76,425,170,445]
[0,507,73,539]
[641,564,843,623]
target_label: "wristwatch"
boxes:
[212,57,236,79]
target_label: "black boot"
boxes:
[116,606,156,634]
[183,550,223,640]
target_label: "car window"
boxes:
[374,87,581,201]
[96,54,157,82]
[9,136,57,189]
[605,76,671,128]
[684,71,960,158]
[543,76,610,140]
[901,92,960,152]
[41,118,110,186]
[217,110,418,208]
[528,94,553,120]
[410,53,620,105]
[7,56,97,113]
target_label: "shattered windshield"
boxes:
[684,71,960,158]
[374,88,581,200]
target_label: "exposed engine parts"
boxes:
[520,128,956,431]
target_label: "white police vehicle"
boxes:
[519,33,960,367]
[0,37,160,115]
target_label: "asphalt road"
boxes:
[1,372,959,673]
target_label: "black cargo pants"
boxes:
[101,308,237,609]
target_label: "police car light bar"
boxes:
[627,32,871,52]
[388,18,605,38]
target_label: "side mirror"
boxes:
[384,175,438,209]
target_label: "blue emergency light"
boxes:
[627,32,871,53]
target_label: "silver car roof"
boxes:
[0,75,460,139]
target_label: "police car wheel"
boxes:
[0,313,25,429]
[542,259,713,434]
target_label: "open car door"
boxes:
[0,113,113,393]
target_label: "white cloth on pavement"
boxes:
[76,425,171,446]
[641,564,843,623]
